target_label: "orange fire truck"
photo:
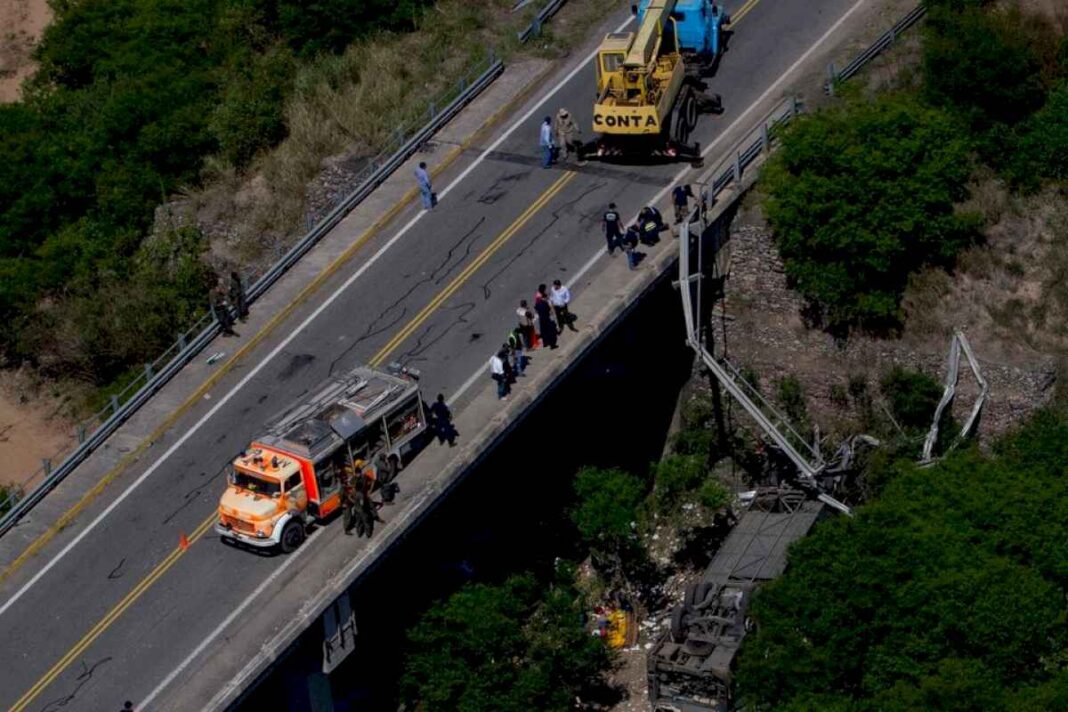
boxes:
[216,364,426,552]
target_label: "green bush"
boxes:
[736,411,1068,710]
[923,6,1047,132]
[775,375,809,431]
[401,572,611,711]
[652,454,707,513]
[764,94,977,330]
[210,46,296,167]
[1007,81,1068,188]
[879,366,943,431]
[699,478,730,511]
[571,467,645,550]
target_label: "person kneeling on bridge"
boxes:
[639,207,663,246]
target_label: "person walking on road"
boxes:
[415,161,435,210]
[603,202,623,256]
[228,271,249,322]
[550,280,576,332]
[210,287,237,337]
[516,299,537,349]
[672,183,695,224]
[539,116,555,168]
[534,293,558,349]
[554,108,581,162]
[429,393,457,446]
[490,349,510,400]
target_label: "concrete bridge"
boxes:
[0,0,884,708]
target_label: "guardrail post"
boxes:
[42,459,51,476]
[144,363,153,381]
[760,123,770,153]
[394,127,404,148]
[77,425,87,444]
[826,63,837,96]
[733,152,742,184]
[177,332,187,351]
[458,76,467,93]
[428,101,437,120]
[111,395,120,414]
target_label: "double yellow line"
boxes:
[9,516,215,712]
[7,171,575,712]
[369,170,576,367]
[731,0,762,25]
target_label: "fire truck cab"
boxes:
[216,364,426,552]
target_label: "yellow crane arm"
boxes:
[624,0,677,68]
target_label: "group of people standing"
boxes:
[340,451,401,538]
[491,280,576,400]
[210,271,249,337]
[540,108,583,168]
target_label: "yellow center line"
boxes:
[9,515,214,712]
[369,170,577,367]
[731,0,761,25]
[5,171,577,712]
[8,0,772,702]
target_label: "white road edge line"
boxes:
[452,0,868,405]
[142,0,873,705]
[138,529,321,709]
[0,14,636,620]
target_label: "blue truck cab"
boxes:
[635,0,729,60]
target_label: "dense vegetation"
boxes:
[400,570,612,711]
[0,0,428,387]
[764,0,1068,331]
[737,410,1068,711]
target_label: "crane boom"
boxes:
[625,0,677,68]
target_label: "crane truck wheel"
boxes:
[279,520,306,553]
[683,91,699,132]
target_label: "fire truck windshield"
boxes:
[232,469,281,497]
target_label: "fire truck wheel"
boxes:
[279,520,306,553]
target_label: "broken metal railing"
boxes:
[921,330,988,463]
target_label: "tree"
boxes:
[735,411,1068,711]
[401,572,611,711]
[763,94,977,330]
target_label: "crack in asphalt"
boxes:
[106,558,125,580]
[476,179,607,301]
[327,217,486,375]
[39,657,112,712]
[395,302,478,365]
[476,170,528,205]
[162,466,226,526]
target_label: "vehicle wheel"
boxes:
[279,520,305,553]
[670,606,689,643]
[684,91,698,131]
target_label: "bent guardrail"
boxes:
[0,55,503,537]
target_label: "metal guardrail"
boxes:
[0,55,504,536]
[826,3,926,94]
[517,0,568,43]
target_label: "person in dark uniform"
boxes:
[602,202,623,256]
[375,452,401,504]
[340,465,358,535]
[638,207,662,246]
[672,183,695,224]
[429,393,457,446]
[534,296,557,349]
[228,271,249,321]
[210,287,237,337]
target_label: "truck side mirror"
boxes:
[227,470,236,485]
[631,4,638,16]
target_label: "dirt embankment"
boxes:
[0,0,51,103]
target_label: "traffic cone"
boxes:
[178,532,190,551]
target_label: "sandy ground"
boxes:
[0,0,51,103]
[0,380,73,489]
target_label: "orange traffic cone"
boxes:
[178,532,190,551]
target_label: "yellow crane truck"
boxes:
[582,1,728,163]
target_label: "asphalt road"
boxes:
[0,0,865,708]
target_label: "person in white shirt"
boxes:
[539,116,555,168]
[550,279,576,332]
[490,350,509,400]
